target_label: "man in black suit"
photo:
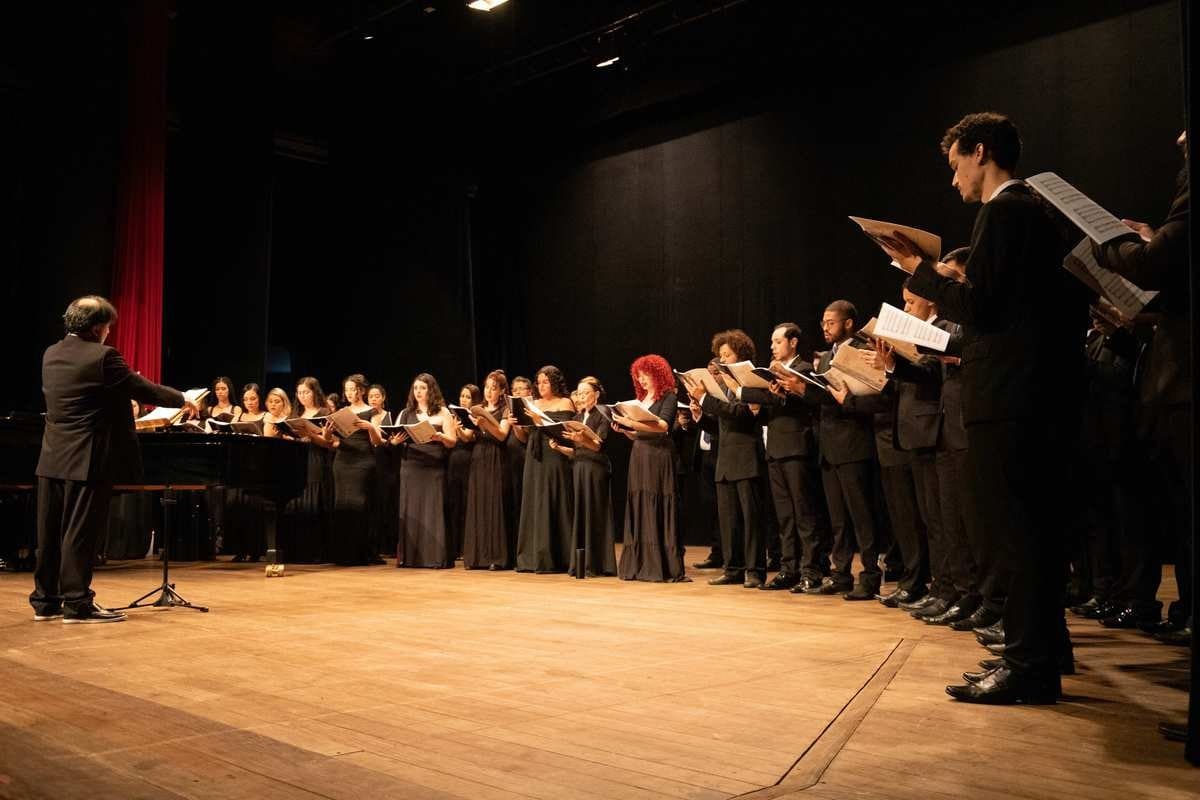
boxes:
[1091,132,1191,645]
[738,322,832,592]
[809,301,884,600]
[688,329,767,588]
[31,296,193,623]
[889,112,1085,703]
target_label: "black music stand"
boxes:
[114,486,208,613]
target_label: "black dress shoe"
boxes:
[899,594,938,612]
[879,588,924,608]
[950,605,1002,632]
[946,666,1059,705]
[1154,626,1192,646]
[923,596,981,625]
[1069,596,1107,617]
[1139,618,1184,635]
[911,598,953,620]
[708,573,744,586]
[814,577,853,595]
[743,574,765,589]
[978,657,1005,671]
[984,642,1006,655]
[1100,605,1161,629]
[761,572,800,591]
[693,556,724,569]
[975,626,1005,647]
[963,666,998,683]
[844,586,878,601]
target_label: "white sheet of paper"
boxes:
[1063,237,1158,319]
[1026,172,1131,245]
[874,303,950,353]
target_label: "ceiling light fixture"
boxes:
[595,56,620,68]
[468,0,509,11]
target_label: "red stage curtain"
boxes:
[110,0,167,383]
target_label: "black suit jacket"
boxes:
[699,388,764,482]
[889,339,944,453]
[739,356,817,460]
[907,183,1084,425]
[36,335,185,483]
[814,344,877,466]
[1093,173,1189,408]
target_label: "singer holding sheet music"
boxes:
[463,371,514,570]
[325,374,379,565]
[887,112,1085,704]
[32,296,195,624]
[515,366,576,573]
[554,377,617,578]
[392,373,458,568]
[283,376,333,563]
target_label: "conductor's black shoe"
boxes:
[899,595,938,612]
[761,572,799,590]
[879,587,924,608]
[708,574,743,586]
[945,667,1059,705]
[693,557,724,570]
[63,604,126,624]
[950,605,1002,631]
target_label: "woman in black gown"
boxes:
[615,354,689,582]
[447,383,481,562]
[391,373,459,568]
[552,376,617,577]
[204,376,240,555]
[462,370,512,570]
[506,376,532,556]
[224,383,267,562]
[280,376,333,563]
[367,384,397,564]
[323,374,382,565]
[515,366,576,573]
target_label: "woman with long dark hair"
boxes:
[447,383,482,561]
[392,373,458,568]
[551,376,617,577]
[515,366,576,573]
[207,376,241,421]
[282,376,333,563]
[462,371,512,570]
[615,354,688,582]
[368,383,398,562]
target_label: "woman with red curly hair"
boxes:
[613,354,689,582]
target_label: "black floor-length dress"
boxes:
[515,410,575,573]
[331,408,376,565]
[618,392,688,581]
[396,409,452,568]
[462,410,512,569]
[568,409,617,577]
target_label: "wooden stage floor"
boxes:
[0,554,1194,799]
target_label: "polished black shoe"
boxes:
[879,587,924,608]
[693,556,725,570]
[1154,626,1192,646]
[844,586,878,601]
[761,572,800,591]
[975,625,1006,647]
[984,642,1006,656]
[923,597,981,626]
[963,666,998,684]
[899,594,939,612]
[743,574,765,589]
[708,574,744,586]
[790,576,823,594]
[1139,618,1185,635]
[814,577,853,595]
[911,598,953,620]
[62,604,127,624]
[950,605,1002,632]
[1069,596,1106,618]
[946,666,1059,705]
[978,657,1005,671]
[1100,605,1161,629]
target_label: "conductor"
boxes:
[30,296,196,623]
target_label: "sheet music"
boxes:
[859,317,923,363]
[874,303,950,352]
[612,401,663,424]
[849,216,942,262]
[720,361,774,389]
[1063,237,1158,319]
[830,344,888,394]
[1025,172,1131,245]
[674,368,726,399]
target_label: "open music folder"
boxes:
[674,368,726,398]
[849,216,942,267]
[872,303,950,352]
[1025,172,1137,245]
[1062,237,1158,319]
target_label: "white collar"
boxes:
[986,178,1022,203]
[927,314,938,326]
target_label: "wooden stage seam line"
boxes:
[740,639,917,798]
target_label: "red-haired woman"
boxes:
[614,354,689,582]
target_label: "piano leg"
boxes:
[264,500,285,577]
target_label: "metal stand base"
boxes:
[114,488,209,613]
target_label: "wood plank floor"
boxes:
[0,553,1194,799]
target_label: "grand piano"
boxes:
[0,412,308,569]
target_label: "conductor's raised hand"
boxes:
[182,400,200,420]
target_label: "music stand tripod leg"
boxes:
[114,487,209,612]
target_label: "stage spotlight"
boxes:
[468,0,509,11]
[595,56,620,68]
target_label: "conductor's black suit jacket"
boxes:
[36,335,185,484]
